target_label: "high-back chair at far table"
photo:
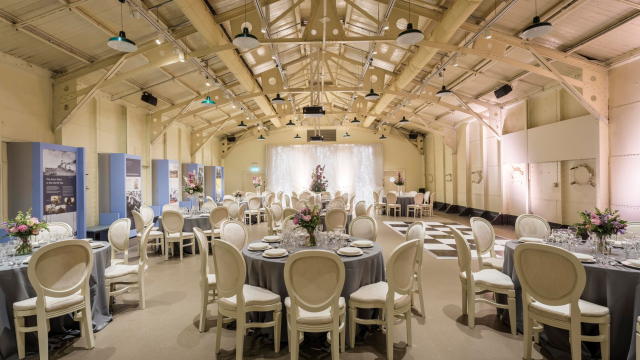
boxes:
[405,222,426,318]
[325,209,348,231]
[132,210,164,256]
[194,227,217,332]
[161,210,195,261]
[349,216,377,242]
[220,219,249,251]
[515,214,551,241]
[470,217,504,271]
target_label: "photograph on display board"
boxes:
[169,163,179,203]
[197,166,204,201]
[216,168,222,201]
[126,158,142,218]
[42,149,77,233]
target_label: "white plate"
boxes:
[571,252,596,263]
[263,236,281,243]
[338,248,363,256]
[518,237,544,243]
[263,251,288,258]
[621,261,640,269]
[249,244,271,251]
[351,240,373,248]
[91,243,105,249]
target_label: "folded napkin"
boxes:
[264,248,287,257]
[351,240,373,247]
[571,252,595,262]
[627,259,640,267]
[519,237,544,243]
[91,242,104,248]
[22,257,31,264]
[249,243,270,251]
[263,236,281,243]
[338,247,362,256]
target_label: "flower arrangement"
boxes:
[2,209,49,255]
[232,190,243,200]
[252,176,263,188]
[309,165,329,193]
[574,208,627,237]
[291,205,322,245]
[183,171,204,196]
[393,172,405,186]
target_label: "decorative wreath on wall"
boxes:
[570,164,595,187]
[427,174,434,183]
[510,165,525,185]
[445,173,453,182]
[471,170,483,184]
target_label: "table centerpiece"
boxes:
[393,172,405,195]
[291,205,321,246]
[574,207,627,255]
[183,171,204,211]
[252,176,263,196]
[310,165,328,194]
[2,209,49,255]
[232,190,243,203]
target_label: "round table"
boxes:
[157,215,210,254]
[242,238,386,347]
[382,196,415,216]
[0,242,112,359]
[501,240,640,360]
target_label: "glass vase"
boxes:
[16,237,32,255]
[306,232,317,246]
[591,232,611,257]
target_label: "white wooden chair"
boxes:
[292,191,298,199]
[132,210,164,256]
[206,196,214,203]
[373,191,384,215]
[276,191,283,203]
[327,199,345,210]
[14,240,95,360]
[105,224,153,310]
[325,209,348,231]
[140,205,159,231]
[386,192,401,217]
[452,228,517,335]
[515,214,551,241]
[220,219,248,251]
[284,251,346,359]
[515,243,610,360]
[405,222,426,318]
[212,239,282,359]
[349,240,420,360]
[341,193,349,205]
[295,200,308,211]
[348,195,356,213]
[265,207,277,236]
[282,216,297,231]
[108,218,132,265]
[407,193,424,218]
[334,191,341,199]
[194,227,217,332]
[161,210,195,261]
[37,222,72,241]
[201,202,217,213]
[284,195,291,208]
[244,196,262,225]
[366,204,373,216]
[204,207,230,249]
[470,217,503,271]
[420,192,435,217]
[354,201,367,217]
[223,198,235,208]
[271,202,284,226]
[283,208,297,221]
[162,203,179,213]
[299,192,311,201]
[349,216,377,242]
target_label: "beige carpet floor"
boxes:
[39,211,546,360]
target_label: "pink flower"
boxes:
[293,218,299,225]
[17,225,27,232]
[9,227,17,233]
[591,218,601,226]
[303,215,311,221]
[190,190,193,194]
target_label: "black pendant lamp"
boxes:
[285,119,296,127]
[271,93,285,104]
[364,88,380,101]
[396,0,424,45]
[233,1,260,49]
[237,121,248,128]
[351,117,360,124]
[399,116,409,124]
[108,0,138,52]
[436,69,452,97]
[258,134,265,140]
[379,134,387,140]
[344,132,351,138]
[520,0,553,39]
[294,133,301,139]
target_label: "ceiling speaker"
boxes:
[408,132,418,140]
[494,84,513,99]
[227,135,236,143]
[141,92,158,106]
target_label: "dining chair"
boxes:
[283,208,297,220]
[295,200,308,211]
[204,207,230,249]
[108,218,132,265]
[44,222,73,238]
[162,203,178,213]
[212,238,282,359]
[276,191,283,203]
[245,192,255,197]
[244,196,262,226]
[420,192,435,217]
[265,207,277,236]
[132,210,164,256]
[282,216,297,231]
[515,243,610,360]
[452,228,517,335]
[348,195,356,213]
[206,196,214,203]
[407,193,424,218]
[201,202,217,213]
[354,201,367,217]
[308,195,316,206]
[470,217,503,271]
[366,204,373,216]
[341,193,349,205]
[291,196,299,208]
[161,210,195,261]
[105,224,153,311]
[194,228,217,332]
[334,191,341,199]
[299,192,311,201]
[227,202,239,220]
[328,199,345,210]
[405,222,426,318]
[292,191,298,199]
[220,219,249,251]
[349,216,377,242]
[386,192,401,217]
[271,202,284,226]
[515,214,551,241]
[325,209,348,231]
[373,191,384,215]
[140,205,159,231]
[223,198,235,207]
[349,240,420,360]
[284,250,346,360]
[13,240,95,360]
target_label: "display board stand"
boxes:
[152,159,180,211]
[99,153,142,236]
[204,166,224,202]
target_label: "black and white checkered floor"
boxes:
[384,220,509,260]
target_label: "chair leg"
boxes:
[386,311,394,360]
[164,240,169,261]
[180,240,184,261]
[199,286,207,332]
[37,312,49,360]
[340,314,346,353]
[105,283,112,311]
[599,322,610,360]
[15,316,25,359]
[82,303,95,349]
[236,315,245,360]
[191,239,195,257]
[349,307,356,347]
[461,285,468,315]
[467,290,475,328]
[522,313,533,360]
[290,322,299,360]
[570,321,582,360]
[330,329,339,360]
[405,309,412,347]
[274,309,281,353]
[417,274,426,318]
[138,274,146,310]
[215,311,223,354]
[508,294,517,336]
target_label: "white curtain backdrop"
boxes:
[265,144,383,206]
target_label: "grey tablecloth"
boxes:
[0,243,112,359]
[382,196,415,216]
[501,241,640,360]
[157,215,210,254]
[319,212,353,232]
[242,238,385,347]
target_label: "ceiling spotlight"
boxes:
[436,85,452,97]
[344,132,351,138]
[271,93,285,104]
[205,78,211,87]
[397,23,424,45]
[484,29,492,39]
[261,19,268,33]
[520,16,553,39]
[383,20,389,30]
[364,89,380,101]
[232,103,237,109]
[453,58,458,67]
[233,27,260,49]
[399,116,409,124]
[438,72,444,80]
[286,119,296,127]
[258,134,265,140]
[379,134,387,140]
[351,117,360,124]
[108,0,138,52]
[294,133,301,139]
[156,31,165,45]
[178,51,185,62]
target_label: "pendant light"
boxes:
[271,65,286,104]
[399,105,409,124]
[351,117,360,124]
[108,0,138,52]
[258,134,265,140]
[520,0,553,39]
[436,69,452,97]
[344,132,351,138]
[233,0,260,49]
[379,134,387,140]
[397,0,424,45]
[285,119,296,127]
[364,33,380,101]
[237,121,248,128]
[201,77,216,107]
[294,133,301,139]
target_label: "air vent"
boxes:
[306,129,336,142]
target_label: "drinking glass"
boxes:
[550,229,560,244]
[7,242,16,267]
[624,233,637,259]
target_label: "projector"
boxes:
[310,135,324,142]
[141,91,158,106]
[408,132,418,140]
[303,105,325,118]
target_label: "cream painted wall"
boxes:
[221,127,424,195]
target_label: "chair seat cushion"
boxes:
[207,273,216,286]
[530,299,609,322]
[285,297,345,325]
[14,292,84,312]
[152,226,159,231]
[219,285,280,311]
[349,282,411,309]
[482,257,504,271]
[105,264,148,279]
[203,229,221,235]
[165,232,194,239]
[138,230,164,238]
[460,269,514,290]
